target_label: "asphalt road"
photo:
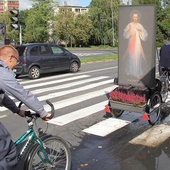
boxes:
[69,48,118,58]
[1,60,170,170]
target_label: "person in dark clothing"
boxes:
[159,37,170,68]
[0,45,52,169]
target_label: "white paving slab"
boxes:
[83,112,141,137]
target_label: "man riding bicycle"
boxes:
[159,37,170,78]
[0,45,51,170]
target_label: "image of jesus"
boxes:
[123,10,148,79]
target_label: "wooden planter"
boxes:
[109,99,146,113]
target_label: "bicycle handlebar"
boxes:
[46,100,55,119]
[18,100,55,119]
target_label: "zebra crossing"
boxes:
[1,71,142,137]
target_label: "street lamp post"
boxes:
[19,25,22,44]
[111,0,115,47]
[129,0,132,5]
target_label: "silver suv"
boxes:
[14,43,81,79]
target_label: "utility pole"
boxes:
[111,0,115,47]
[19,25,22,44]
[19,4,22,45]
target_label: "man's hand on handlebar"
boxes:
[17,100,54,121]
[18,110,26,117]
[17,110,52,121]
[42,113,52,121]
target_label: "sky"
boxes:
[20,0,92,10]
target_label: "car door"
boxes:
[50,45,70,71]
[28,44,55,73]
[38,45,56,72]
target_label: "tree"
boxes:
[88,0,122,46]
[23,0,58,43]
[132,0,170,46]
[52,9,75,46]
[0,11,20,44]
[1,0,169,47]
[52,8,93,47]
[157,0,170,45]
[73,14,93,47]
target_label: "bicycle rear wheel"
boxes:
[160,75,169,102]
[25,135,71,170]
[147,92,161,125]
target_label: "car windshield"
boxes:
[16,46,26,56]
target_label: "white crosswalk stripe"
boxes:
[1,72,140,137]
[48,101,107,126]
[21,75,90,89]
[30,76,109,94]
[43,86,113,110]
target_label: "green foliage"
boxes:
[23,7,48,42]
[73,14,93,46]
[88,0,122,46]
[52,9,75,46]
[23,0,58,43]
[52,9,93,47]
[0,0,169,47]
[132,0,170,47]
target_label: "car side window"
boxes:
[51,46,64,55]
[30,46,39,56]
[40,45,51,55]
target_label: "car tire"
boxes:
[70,62,79,73]
[28,66,40,79]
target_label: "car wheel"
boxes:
[70,62,79,73]
[28,66,40,79]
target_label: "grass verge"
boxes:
[80,54,118,64]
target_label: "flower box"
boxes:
[109,86,147,113]
[109,89,147,106]
[109,99,146,113]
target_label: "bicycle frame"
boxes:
[15,121,53,165]
[14,100,55,167]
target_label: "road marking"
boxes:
[74,53,103,57]
[31,76,109,94]
[0,82,116,112]
[18,72,74,84]
[43,86,114,111]
[37,79,113,101]
[18,66,117,84]
[83,112,141,137]
[13,64,163,137]
[48,101,108,126]
[80,66,117,75]
[10,76,109,99]
[23,75,90,89]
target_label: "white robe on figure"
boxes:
[123,22,148,78]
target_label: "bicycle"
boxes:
[14,100,71,170]
[159,67,170,102]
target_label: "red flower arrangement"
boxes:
[109,90,146,106]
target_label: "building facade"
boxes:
[0,0,19,13]
[58,5,89,15]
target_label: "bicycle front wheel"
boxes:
[25,136,71,170]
